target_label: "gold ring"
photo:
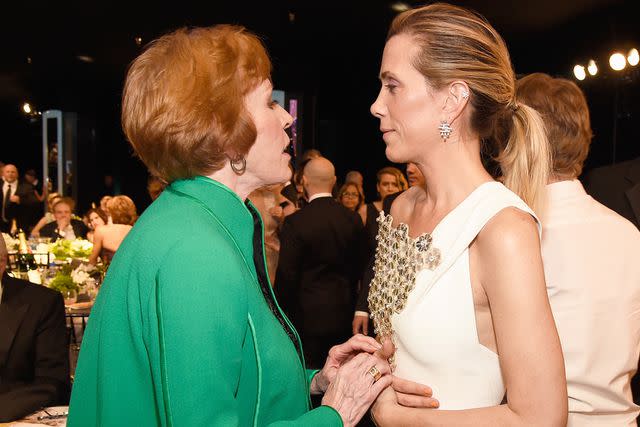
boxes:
[367,365,382,382]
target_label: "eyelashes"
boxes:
[269,100,280,109]
[384,83,397,93]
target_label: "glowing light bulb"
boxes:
[573,65,586,81]
[22,103,32,114]
[628,48,639,66]
[587,59,598,76]
[609,53,626,71]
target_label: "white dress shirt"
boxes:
[2,180,17,198]
[542,180,640,426]
[307,192,333,203]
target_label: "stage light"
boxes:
[609,52,626,71]
[587,59,598,76]
[77,55,94,63]
[22,103,32,114]
[628,48,639,66]
[573,65,586,81]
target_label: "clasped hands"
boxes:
[311,334,438,427]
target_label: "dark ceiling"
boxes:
[0,0,637,209]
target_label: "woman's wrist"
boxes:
[310,369,330,394]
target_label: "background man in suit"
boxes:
[0,234,70,422]
[39,197,89,241]
[275,157,366,369]
[584,156,640,230]
[1,164,39,233]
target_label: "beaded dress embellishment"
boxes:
[368,211,442,340]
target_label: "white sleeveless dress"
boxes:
[368,182,540,410]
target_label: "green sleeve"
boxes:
[268,405,343,427]
[156,238,248,426]
[306,368,320,388]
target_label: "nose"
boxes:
[370,88,386,118]
[279,104,294,129]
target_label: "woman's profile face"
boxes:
[370,34,446,163]
[340,184,360,211]
[244,80,294,187]
[377,173,400,199]
[89,212,106,230]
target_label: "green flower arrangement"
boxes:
[49,238,93,260]
[48,265,79,293]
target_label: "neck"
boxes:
[547,174,575,184]
[206,166,263,201]
[305,187,333,199]
[413,136,492,208]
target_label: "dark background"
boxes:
[1,0,638,214]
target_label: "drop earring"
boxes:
[438,121,452,142]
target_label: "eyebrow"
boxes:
[379,71,400,81]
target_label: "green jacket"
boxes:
[68,177,342,426]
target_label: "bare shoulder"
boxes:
[389,186,422,223]
[475,206,540,260]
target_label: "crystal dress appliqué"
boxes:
[368,211,442,340]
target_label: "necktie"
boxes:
[2,184,11,222]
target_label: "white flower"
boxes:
[71,269,91,285]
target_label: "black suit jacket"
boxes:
[0,180,38,232]
[274,196,367,339]
[39,219,89,241]
[0,274,70,421]
[355,191,403,314]
[583,157,640,230]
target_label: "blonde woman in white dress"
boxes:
[368,3,567,425]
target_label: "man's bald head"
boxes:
[303,157,336,195]
[3,164,18,183]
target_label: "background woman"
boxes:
[85,207,108,243]
[87,196,136,265]
[337,182,364,212]
[368,3,566,425]
[29,192,60,237]
[359,166,407,256]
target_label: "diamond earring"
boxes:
[461,90,469,99]
[438,121,452,141]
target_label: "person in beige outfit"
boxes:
[517,72,640,426]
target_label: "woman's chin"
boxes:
[385,146,405,164]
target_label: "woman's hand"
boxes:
[312,334,382,394]
[370,383,399,426]
[391,376,438,408]
[321,352,393,427]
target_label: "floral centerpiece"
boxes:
[48,238,93,261]
[48,264,78,293]
[48,263,104,305]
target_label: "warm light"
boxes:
[77,55,95,63]
[22,103,32,114]
[573,65,586,81]
[391,2,410,12]
[587,59,598,76]
[609,52,626,71]
[135,36,142,46]
[628,48,639,66]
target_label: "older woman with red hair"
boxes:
[68,25,428,427]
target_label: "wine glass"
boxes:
[63,289,78,306]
